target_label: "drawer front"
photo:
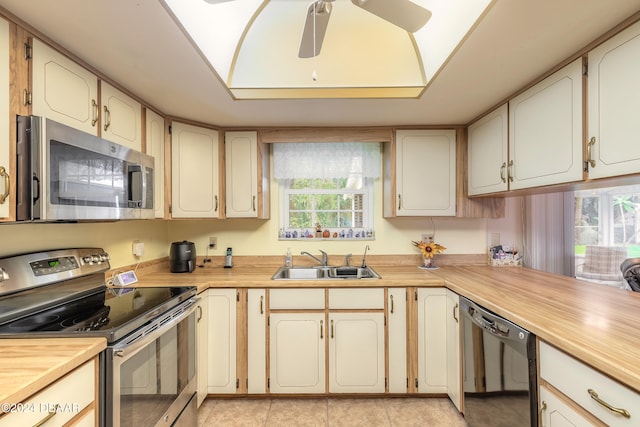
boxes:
[0,358,95,427]
[269,288,325,309]
[540,341,639,426]
[328,288,384,309]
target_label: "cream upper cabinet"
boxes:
[224,131,269,219]
[247,289,266,394]
[269,312,326,394]
[328,312,385,393]
[0,17,10,220]
[388,288,407,394]
[417,288,448,393]
[171,122,220,218]
[145,109,165,218]
[207,289,237,394]
[31,38,99,135]
[508,59,583,190]
[101,81,142,150]
[587,20,640,179]
[467,104,509,196]
[392,129,456,216]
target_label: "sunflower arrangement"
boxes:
[412,240,446,258]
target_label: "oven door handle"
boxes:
[111,298,198,361]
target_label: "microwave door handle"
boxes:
[128,166,142,207]
[32,173,40,204]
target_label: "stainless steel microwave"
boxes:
[16,115,154,221]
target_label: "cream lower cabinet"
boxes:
[0,357,97,427]
[0,17,9,220]
[388,288,407,393]
[539,341,639,427]
[445,289,461,411]
[196,292,209,406]
[587,19,640,179]
[269,312,326,394]
[171,122,220,218]
[391,130,456,216]
[417,288,447,393]
[247,289,266,393]
[207,289,237,394]
[539,385,596,427]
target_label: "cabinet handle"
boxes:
[507,160,514,182]
[23,89,32,106]
[500,162,506,183]
[91,99,99,126]
[453,303,459,323]
[320,320,323,339]
[587,388,631,418]
[586,137,596,169]
[103,105,111,131]
[398,194,401,210]
[0,166,9,204]
[538,400,547,427]
[214,195,218,212]
[33,410,56,427]
[196,305,203,322]
[259,295,264,314]
[253,195,256,212]
[330,319,334,339]
[390,294,394,314]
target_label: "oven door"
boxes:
[104,301,197,427]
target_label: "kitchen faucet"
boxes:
[301,250,328,267]
[361,245,370,268]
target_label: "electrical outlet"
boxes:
[421,233,434,243]
[209,236,217,250]
[132,240,144,257]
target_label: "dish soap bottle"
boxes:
[285,248,292,267]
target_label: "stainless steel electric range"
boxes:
[0,248,198,427]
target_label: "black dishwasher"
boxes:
[460,297,538,427]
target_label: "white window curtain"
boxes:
[273,142,381,180]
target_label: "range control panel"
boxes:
[30,256,79,276]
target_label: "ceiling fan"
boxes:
[204,0,431,59]
[298,0,431,58]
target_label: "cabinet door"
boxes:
[587,20,640,179]
[395,130,456,216]
[328,312,385,393]
[0,17,9,220]
[207,289,236,394]
[539,386,595,427]
[468,104,509,196]
[269,313,325,394]
[196,293,209,406]
[388,288,407,394]
[225,131,258,218]
[247,289,266,394]
[171,122,220,218]
[417,288,447,393]
[145,109,165,218]
[31,38,99,135]
[101,81,142,150]
[509,59,583,190]
[446,289,461,411]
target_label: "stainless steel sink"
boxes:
[271,265,380,280]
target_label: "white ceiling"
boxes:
[0,0,639,127]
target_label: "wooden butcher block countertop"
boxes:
[134,259,640,393]
[0,337,106,407]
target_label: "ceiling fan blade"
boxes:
[298,1,333,58]
[351,0,431,32]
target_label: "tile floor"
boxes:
[198,397,468,427]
